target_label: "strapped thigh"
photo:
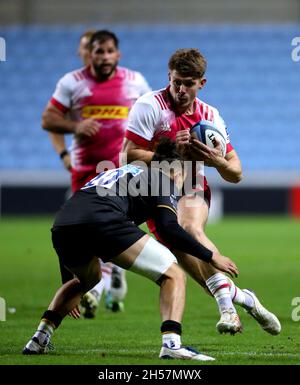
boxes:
[128,237,177,282]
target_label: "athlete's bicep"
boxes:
[127,101,158,141]
[44,102,65,117]
[51,73,74,110]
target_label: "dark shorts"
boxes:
[52,219,145,268]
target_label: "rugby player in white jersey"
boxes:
[122,48,281,336]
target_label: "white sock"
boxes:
[90,279,105,302]
[100,261,112,293]
[206,273,237,314]
[162,333,181,349]
[111,266,127,302]
[227,278,254,310]
[34,320,54,345]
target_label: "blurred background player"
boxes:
[44,29,151,317]
[123,48,281,335]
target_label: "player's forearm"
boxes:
[42,111,76,134]
[155,214,213,263]
[216,157,242,183]
[48,132,67,154]
[124,149,154,165]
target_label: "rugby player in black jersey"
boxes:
[23,138,238,361]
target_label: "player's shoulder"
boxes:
[196,97,222,122]
[136,89,166,106]
[58,67,87,87]
[118,66,144,81]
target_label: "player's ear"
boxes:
[117,49,121,61]
[198,77,207,90]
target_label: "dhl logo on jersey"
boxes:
[82,105,129,119]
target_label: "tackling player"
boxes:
[122,48,281,335]
[43,30,151,317]
[23,139,238,360]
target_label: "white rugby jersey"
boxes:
[126,86,232,153]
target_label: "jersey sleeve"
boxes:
[126,97,160,147]
[213,109,234,154]
[153,203,213,263]
[50,73,75,112]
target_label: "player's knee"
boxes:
[163,263,186,287]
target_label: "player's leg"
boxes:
[23,226,212,359]
[79,259,108,318]
[104,263,127,312]
[23,256,101,354]
[177,194,242,334]
[82,260,128,316]
[177,194,281,335]
[227,279,281,335]
[111,234,214,361]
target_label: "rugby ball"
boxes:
[190,120,227,157]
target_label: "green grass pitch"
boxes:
[0,216,299,365]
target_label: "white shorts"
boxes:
[128,237,177,282]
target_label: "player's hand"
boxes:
[176,129,190,145]
[176,130,191,158]
[210,252,239,278]
[68,305,81,319]
[190,138,225,167]
[74,119,101,137]
[62,153,72,172]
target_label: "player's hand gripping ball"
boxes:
[190,120,227,157]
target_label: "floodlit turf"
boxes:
[0,216,299,365]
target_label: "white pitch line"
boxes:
[63,348,300,358]
[216,351,300,358]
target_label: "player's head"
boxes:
[152,138,186,189]
[168,49,207,111]
[89,30,121,80]
[78,30,96,66]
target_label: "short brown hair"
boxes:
[79,29,97,42]
[168,48,207,79]
[90,30,119,50]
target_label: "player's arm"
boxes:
[122,99,158,165]
[48,131,71,171]
[215,149,242,184]
[42,102,100,137]
[122,138,154,165]
[154,204,239,277]
[190,140,242,183]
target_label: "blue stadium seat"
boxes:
[0,25,299,171]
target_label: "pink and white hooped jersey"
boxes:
[126,86,233,154]
[51,66,151,172]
